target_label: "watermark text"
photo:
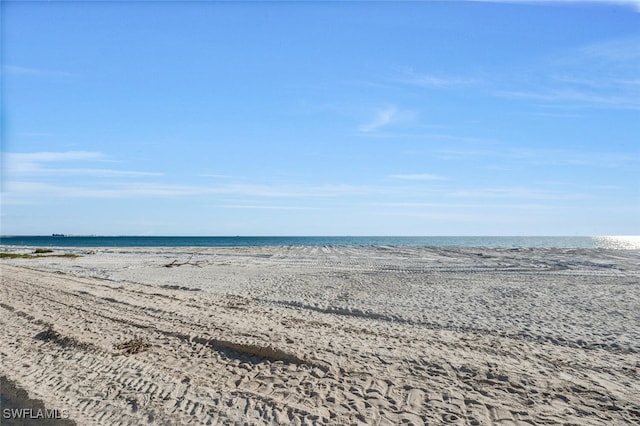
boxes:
[3,408,70,420]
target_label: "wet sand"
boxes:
[1,246,639,425]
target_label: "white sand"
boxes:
[1,246,639,425]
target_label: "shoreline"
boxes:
[1,246,639,424]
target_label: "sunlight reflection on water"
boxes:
[593,236,640,249]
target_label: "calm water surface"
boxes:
[1,236,639,249]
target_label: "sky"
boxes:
[1,0,639,236]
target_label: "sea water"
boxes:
[1,235,639,249]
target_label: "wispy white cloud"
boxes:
[494,88,640,110]
[396,67,476,89]
[552,75,640,91]
[359,129,498,145]
[219,204,320,211]
[1,179,380,201]
[512,147,640,168]
[579,36,640,60]
[435,145,639,168]
[34,168,163,178]
[2,65,77,77]
[6,151,104,163]
[4,151,102,175]
[2,151,390,203]
[374,211,481,221]
[2,182,201,199]
[358,106,400,133]
[467,0,640,12]
[448,187,587,200]
[493,34,640,110]
[389,173,447,181]
[211,183,376,198]
[197,173,238,179]
[372,201,554,210]
[18,132,55,137]
[3,151,162,178]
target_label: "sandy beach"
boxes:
[1,245,639,425]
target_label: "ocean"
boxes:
[1,235,639,249]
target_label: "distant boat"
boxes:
[52,234,65,237]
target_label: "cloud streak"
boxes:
[2,151,392,205]
[434,145,639,168]
[468,0,640,12]
[493,35,640,110]
[2,180,381,201]
[6,151,105,162]
[3,65,77,77]
[579,36,640,61]
[494,88,640,110]
[389,173,447,181]
[448,187,587,200]
[219,204,320,211]
[396,67,476,89]
[358,106,399,133]
[3,151,162,178]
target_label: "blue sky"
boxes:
[1,0,639,236]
